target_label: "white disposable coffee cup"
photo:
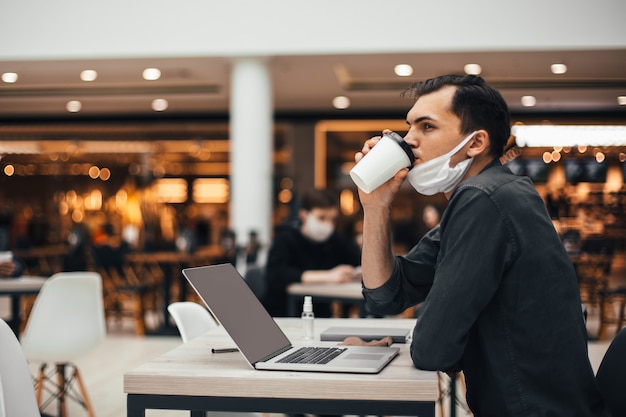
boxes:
[350,132,415,193]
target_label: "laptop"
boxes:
[182,263,399,373]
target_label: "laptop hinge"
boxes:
[256,344,293,364]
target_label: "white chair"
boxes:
[0,318,40,417]
[20,271,106,417]
[167,302,264,417]
[167,301,218,343]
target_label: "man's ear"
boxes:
[467,130,490,157]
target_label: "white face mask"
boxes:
[302,213,335,242]
[407,131,477,195]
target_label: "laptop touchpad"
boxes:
[345,353,384,361]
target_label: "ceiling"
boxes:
[1,49,626,119]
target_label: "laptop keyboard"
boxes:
[277,347,347,364]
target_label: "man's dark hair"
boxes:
[403,74,511,157]
[299,188,339,211]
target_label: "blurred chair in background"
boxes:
[243,265,267,303]
[168,301,218,343]
[20,272,106,417]
[0,318,40,417]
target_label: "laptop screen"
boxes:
[182,264,291,364]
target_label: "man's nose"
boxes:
[403,134,418,147]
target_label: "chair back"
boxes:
[0,319,40,417]
[596,327,626,416]
[168,301,218,343]
[243,265,267,301]
[21,271,106,362]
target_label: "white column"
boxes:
[229,57,273,249]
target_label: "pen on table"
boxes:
[211,347,239,353]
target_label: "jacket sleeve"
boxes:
[362,227,440,316]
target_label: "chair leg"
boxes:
[134,293,146,336]
[73,365,97,417]
[35,363,47,407]
[436,372,446,417]
[56,363,68,417]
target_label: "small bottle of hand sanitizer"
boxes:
[301,295,315,340]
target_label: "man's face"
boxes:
[404,86,468,168]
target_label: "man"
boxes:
[264,188,361,318]
[355,75,607,416]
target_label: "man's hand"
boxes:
[301,264,357,284]
[339,336,394,347]
[326,265,358,284]
[354,131,408,209]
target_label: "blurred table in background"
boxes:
[0,276,47,337]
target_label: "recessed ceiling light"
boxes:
[521,96,537,107]
[143,68,161,81]
[152,98,168,111]
[1,72,18,83]
[394,64,413,77]
[550,63,567,75]
[66,100,82,113]
[618,96,626,106]
[332,96,351,109]
[80,69,98,82]
[464,64,482,75]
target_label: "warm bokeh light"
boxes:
[394,64,413,77]
[550,63,568,74]
[340,189,356,215]
[88,166,100,179]
[332,96,351,110]
[192,178,229,203]
[542,152,552,163]
[464,63,482,75]
[1,72,18,83]
[278,188,292,204]
[80,69,98,81]
[143,68,161,81]
[99,167,111,181]
[521,96,537,107]
[152,98,168,112]
[66,100,82,112]
[85,189,103,211]
[153,178,188,203]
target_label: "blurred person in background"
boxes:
[264,188,361,318]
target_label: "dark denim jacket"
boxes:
[363,161,608,417]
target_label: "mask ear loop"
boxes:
[450,131,478,156]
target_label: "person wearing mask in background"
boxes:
[354,75,608,416]
[264,188,361,318]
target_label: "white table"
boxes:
[124,317,438,417]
